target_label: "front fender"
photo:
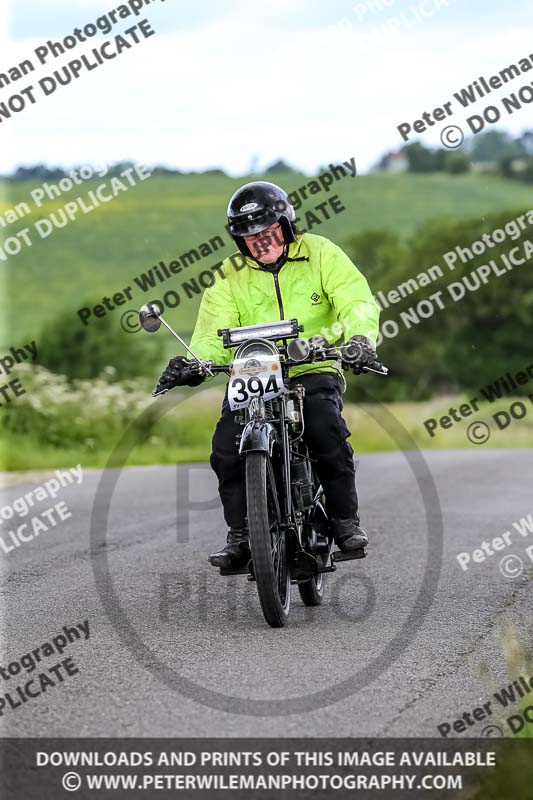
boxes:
[239,419,277,455]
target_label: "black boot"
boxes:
[331,516,368,553]
[208,527,250,568]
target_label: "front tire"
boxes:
[246,451,290,628]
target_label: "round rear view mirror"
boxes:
[139,302,162,333]
[287,338,311,362]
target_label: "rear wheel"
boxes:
[298,482,328,606]
[298,572,324,606]
[246,451,290,628]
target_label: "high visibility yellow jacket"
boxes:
[189,232,379,381]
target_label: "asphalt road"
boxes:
[1,449,532,738]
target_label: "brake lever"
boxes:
[196,360,216,376]
[362,365,388,376]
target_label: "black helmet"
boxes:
[227,181,297,257]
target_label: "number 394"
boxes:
[231,374,280,403]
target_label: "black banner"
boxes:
[1,737,529,799]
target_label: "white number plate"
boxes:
[228,355,285,410]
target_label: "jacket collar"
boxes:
[288,236,305,259]
[286,235,309,264]
[242,235,309,272]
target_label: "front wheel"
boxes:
[246,451,290,628]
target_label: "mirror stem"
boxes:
[159,317,213,376]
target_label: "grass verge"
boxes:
[1,366,531,473]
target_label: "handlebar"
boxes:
[297,341,389,376]
[196,342,388,377]
[153,342,387,397]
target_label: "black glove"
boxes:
[153,356,205,395]
[341,335,384,375]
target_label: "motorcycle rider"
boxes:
[155,181,383,568]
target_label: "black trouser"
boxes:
[210,373,358,529]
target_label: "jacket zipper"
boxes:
[272,271,284,319]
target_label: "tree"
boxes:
[404,142,441,173]
[499,155,516,179]
[341,208,533,401]
[446,154,471,175]
[13,164,65,181]
[522,160,533,183]
[469,130,524,163]
[517,130,533,157]
[36,304,164,380]
[265,159,296,173]
[344,229,405,286]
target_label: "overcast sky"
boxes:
[2,0,533,174]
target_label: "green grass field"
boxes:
[1,168,531,472]
[2,169,533,351]
[1,365,531,473]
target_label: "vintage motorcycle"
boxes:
[139,303,387,628]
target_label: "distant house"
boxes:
[470,160,498,174]
[375,149,408,174]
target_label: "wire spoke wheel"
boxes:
[246,451,290,627]
[298,568,324,605]
[298,484,327,606]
